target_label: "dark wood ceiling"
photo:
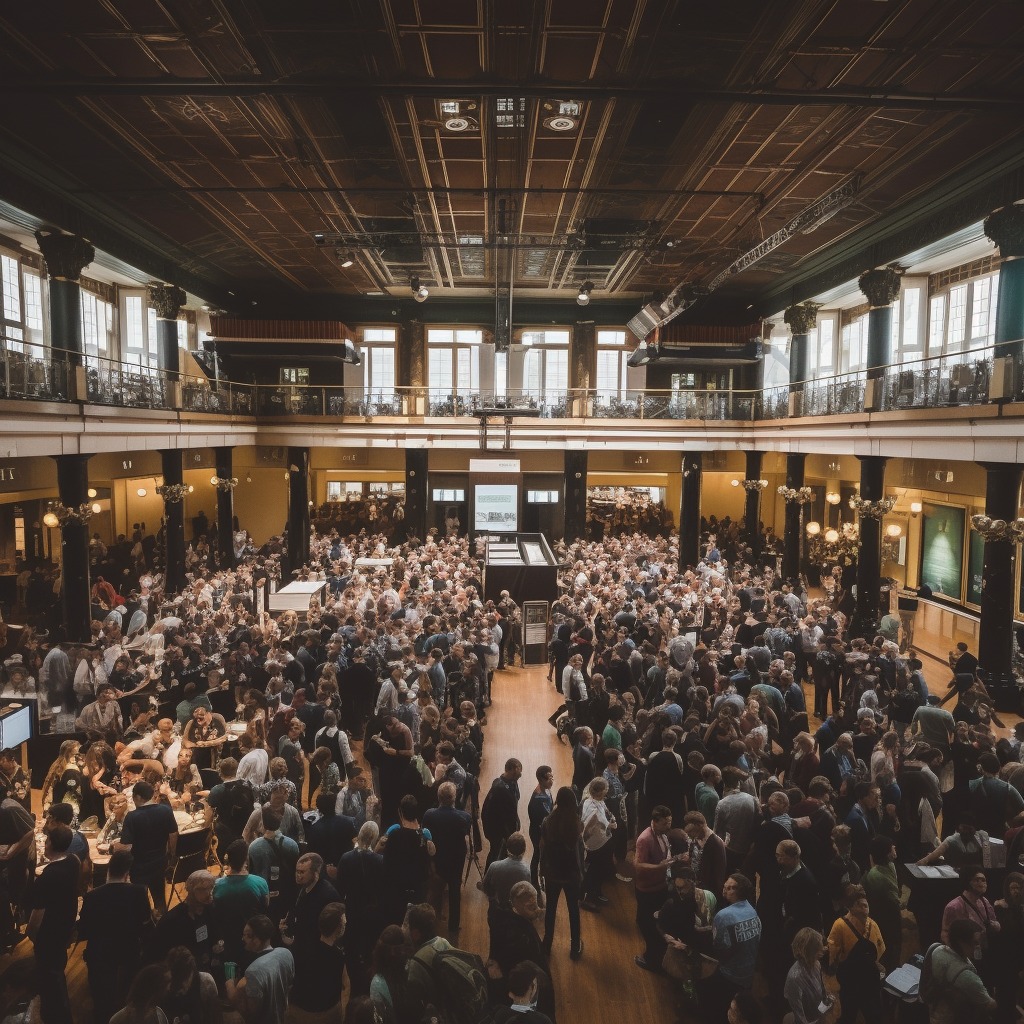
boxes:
[1,0,1022,317]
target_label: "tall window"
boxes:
[427,328,481,399]
[841,316,867,373]
[894,283,924,361]
[22,271,44,351]
[122,291,159,367]
[359,328,396,401]
[926,272,999,357]
[814,315,837,377]
[80,290,114,366]
[595,329,629,403]
[521,329,568,403]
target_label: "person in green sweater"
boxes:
[862,834,902,973]
[600,704,625,753]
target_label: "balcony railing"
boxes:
[0,342,1019,423]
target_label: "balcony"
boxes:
[0,341,1019,426]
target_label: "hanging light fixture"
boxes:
[411,277,429,303]
[826,491,841,505]
[576,281,593,306]
[806,521,821,536]
[87,488,97,498]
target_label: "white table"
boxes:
[267,580,327,615]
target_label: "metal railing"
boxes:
[0,341,1020,424]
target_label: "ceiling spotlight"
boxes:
[313,233,325,246]
[627,340,659,367]
[336,252,354,268]
[576,281,593,306]
[411,277,429,303]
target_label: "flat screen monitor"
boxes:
[0,705,31,749]
[474,484,518,532]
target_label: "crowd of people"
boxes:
[0,518,1021,1024]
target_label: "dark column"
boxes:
[784,303,819,388]
[679,453,703,570]
[53,454,92,642]
[215,446,236,570]
[160,449,186,594]
[35,232,95,366]
[287,447,311,572]
[405,449,429,543]
[782,454,807,583]
[984,205,1024,375]
[151,285,186,376]
[977,464,1023,690]
[852,455,889,639]
[744,451,764,562]
[858,267,902,378]
[563,451,588,543]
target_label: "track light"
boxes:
[576,281,593,306]
[411,277,429,303]
[313,233,325,246]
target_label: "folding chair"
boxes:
[166,827,214,907]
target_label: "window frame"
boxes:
[427,327,484,399]
[518,328,569,404]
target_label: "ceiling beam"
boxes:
[4,78,1023,111]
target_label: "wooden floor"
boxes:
[7,652,1016,1024]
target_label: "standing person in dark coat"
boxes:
[481,758,523,869]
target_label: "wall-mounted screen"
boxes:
[474,484,518,532]
[920,502,965,602]
[967,527,985,607]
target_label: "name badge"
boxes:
[196,924,208,943]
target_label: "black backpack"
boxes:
[222,779,255,838]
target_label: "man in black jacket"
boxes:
[481,758,522,869]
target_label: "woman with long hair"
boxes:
[81,741,119,823]
[109,964,171,1024]
[369,925,413,1024]
[540,785,584,960]
[40,739,82,816]
[784,927,833,1023]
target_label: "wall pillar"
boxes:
[744,451,764,562]
[160,449,186,594]
[286,447,310,574]
[215,446,236,570]
[404,449,429,543]
[858,267,902,379]
[782,454,807,583]
[563,451,588,544]
[53,454,92,642]
[977,463,1023,690]
[984,205,1024,393]
[679,453,703,570]
[852,455,889,639]
[784,303,819,389]
[151,285,186,376]
[35,232,95,367]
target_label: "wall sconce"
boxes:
[885,523,903,538]
[731,479,740,487]
[91,502,102,514]
[137,487,147,497]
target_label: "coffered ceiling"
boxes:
[0,0,1022,321]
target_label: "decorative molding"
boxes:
[850,494,897,518]
[984,204,1024,260]
[971,514,1024,542]
[34,231,94,282]
[778,485,812,503]
[150,284,187,321]
[784,302,821,336]
[156,482,189,503]
[858,267,902,309]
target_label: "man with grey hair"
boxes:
[149,869,225,972]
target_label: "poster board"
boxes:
[966,526,985,609]
[919,502,966,603]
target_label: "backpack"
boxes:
[411,943,489,1024]
[918,942,973,1006]
[222,778,255,837]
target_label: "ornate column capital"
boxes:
[858,266,902,308]
[784,302,821,336]
[149,284,187,321]
[984,204,1024,260]
[35,231,94,282]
